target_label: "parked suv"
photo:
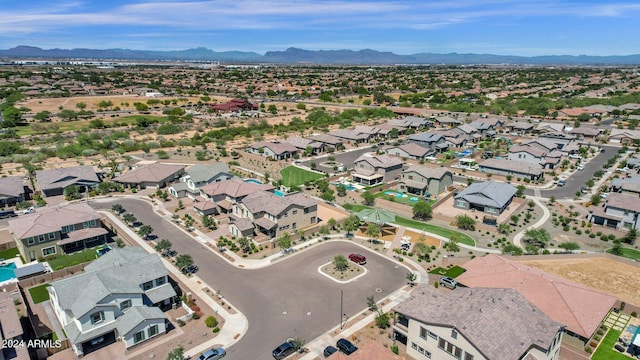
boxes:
[272,340,296,360]
[336,338,358,355]
[348,253,366,265]
[439,276,458,289]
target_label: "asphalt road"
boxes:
[90,198,406,360]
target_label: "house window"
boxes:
[451,329,457,339]
[420,327,427,339]
[133,330,145,344]
[27,237,35,245]
[120,299,132,311]
[90,311,104,325]
[408,175,414,180]
[464,353,474,360]
[304,208,309,214]
[284,212,288,217]
[148,324,159,337]
[156,277,166,286]
[292,210,298,215]
[438,338,462,359]
[42,246,56,256]
[61,226,68,234]
[428,331,438,340]
[142,281,154,290]
[83,221,89,228]
[310,216,316,224]
[412,342,432,358]
[38,234,45,243]
[90,219,97,227]
[48,232,56,240]
[292,223,297,230]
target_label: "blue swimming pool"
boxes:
[244,179,263,185]
[344,184,357,191]
[274,190,285,197]
[0,262,17,282]
[384,190,404,198]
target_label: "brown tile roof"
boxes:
[114,163,184,184]
[200,178,274,198]
[509,145,547,157]
[606,193,640,213]
[393,285,563,360]
[403,165,451,180]
[391,143,430,157]
[8,203,102,239]
[354,154,403,169]
[0,291,23,339]
[35,165,99,191]
[194,200,217,211]
[0,176,25,198]
[241,191,316,216]
[59,227,108,245]
[456,254,617,338]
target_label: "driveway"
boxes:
[90,198,406,360]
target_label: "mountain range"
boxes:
[2,46,640,65]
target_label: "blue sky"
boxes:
[1,0,639,56]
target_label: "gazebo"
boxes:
[355,208,397,236]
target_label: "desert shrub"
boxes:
[205,316,218,328]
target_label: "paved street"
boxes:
[90,198,406,360]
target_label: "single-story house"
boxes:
[454,181,517,215]
[0,176,28,207]
[36,165,100,197]
[479,159,544,181]
[114,163,185,189]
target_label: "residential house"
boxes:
[504,121,534,134]
[539,131,576,149]
[0,176,27,207]
[479,158,544,180]
[611,176,640,196]
[169,163,233,199]
[283,137,325,155]
[8,203,107,262]
[352,155,403,186]
[209,98,257,112]
[306,134,343,150]
[0,291,29,360]
[609,129,640,145]
[387,116,431,130]
[454,181,517,215]
[407,132,446,151]
[535,122,565,134]
[36,165,100,197]
[507,144,554,169]
[434,115,463,127]
[397,166,452,197]
[570,127,601,142]
[230,190,317,239]
[329,128,375,144]
[113,163,185,189]
[48,247,177,356]
[393,285,564,360]
[385,143,431,160]
[197,178,274,216]
[457,254,617,343]
[588,193,640,230]
[247,141,299,160]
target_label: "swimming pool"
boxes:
[384,190,406,198]
[0,262,17,282]
[244,179,263,185]
[274,190,285,197]
[344,184,357,191]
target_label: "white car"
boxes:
[569,154,581,159]
[22,207,35,214]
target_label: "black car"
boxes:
[323,345,338,358]
[272,341,296,360]
[336,338,358,355]
[182,264,198,274]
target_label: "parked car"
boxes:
[90,336,105,346]
[336,338,358,355]
[0,210,17,219]
[22,206,35,214]
[577,164,585,171]
[323,345,338,358]
[615,344,626,352]
[198,347,226,360]
[182,264,198,275]
[569,154,581,159]
[439,276,458,289]
[272,340,297,360]
[556,179,566,187]
[600,148,606,153]
[348,253,366,265]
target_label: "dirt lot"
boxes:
[519,256,640,306]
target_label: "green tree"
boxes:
[333,254,349,271]
[318,225,330,236]
[320,189,335,202]
[238,238,251,253]
[375,310,391,329]
[516,184,526,198]
[336,183,347,197]
[454,214,476,231]
[175,254,194,270]
[166,345,184,360]
[367,295,377,312]
[57,109,78,121]
[558,242,580,253]
[343,215,360,236]
[497,222,511,234]
[202,215,215,229]
[277,233,292,250]
[64,185,81,200]
[76,102,87,110]
[111,204,124,214]
[2,106,21,127]
[591,194,602,206]
[123,213,137,225]
[524,228,551,247]
[412,200,432,220]
[138,225,154,239]
[33,110,51,122]
[362,191,375,206]
[525,243,540,255]
[624,229,638,245]
[406,272,417,287]
[610,240,623,256]
[502,243,523,256]
[155,239,172,253]
[327,218,337,230]
[365,223,381,238]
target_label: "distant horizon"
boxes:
[2,0,640,57]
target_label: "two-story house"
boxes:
[385,143,431,160]
[8,203,107,262]
[196,178,274,216]
[47,247,176,356]
[407,132,446,151]
[230,191,317,239]
[588,193,640,230]
[393,285,564,360]
[397,165,452,197]
[169,163,233,199]
[351,154,403,186]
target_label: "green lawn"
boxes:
[373,191,436,207]
[606,247,640,260]
[340,204,476,246]
[28,284,50,304]
[592,328,628,360]
[429,265,466,278]
[0,248,20,260]
[280,166,325,187]
[46,248,99,270]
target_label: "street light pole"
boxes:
[340,289,344,329]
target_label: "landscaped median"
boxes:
[342,204,476,246]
